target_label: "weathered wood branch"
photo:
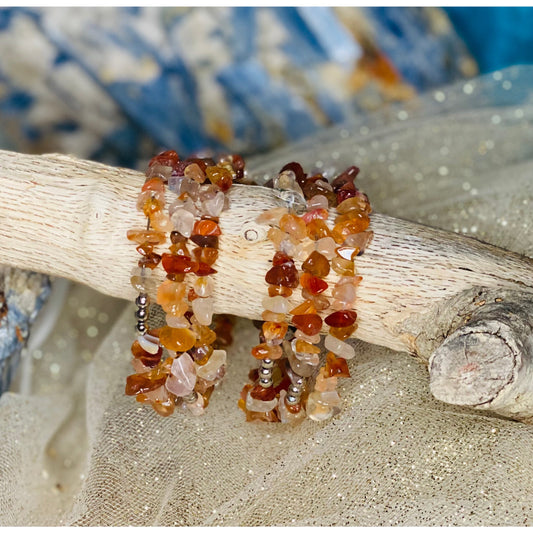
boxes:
[1,149,533,421]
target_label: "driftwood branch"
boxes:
[1,150,533,421]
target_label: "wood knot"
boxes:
[241,222,267,242]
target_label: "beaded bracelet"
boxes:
[239,162,373,423]
[126,150,242,417]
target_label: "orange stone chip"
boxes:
[302,251,330,278]
[325,352,351,378]
[192,219,222,236]
[159,326,196,352]
[292,313,323,336]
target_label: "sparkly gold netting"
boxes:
[2,66,533,526]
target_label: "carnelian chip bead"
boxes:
[149,149,179,168]
[192,246,218,265]
[127,229,166,245]
[301,251,330,278]
[262,310,286,322]
[325,310,357,328]
[268,285,293,297]
[195,262,217,276]
[169,241,190,256]
[343,231,374,255]
[289,300,317,315]
[190,344,213,365]
[267,227,286,249]
[307,293,330,312]
[170,231,187,244]
[206,165,233,191]
[193,324,217,347]
[125,373,167,396]
[279,213,307,240]
[329,324,357,340]
[272,251,293,266]
[161,254,198,274]
[262,321,289,342]
[142,177,165,193]
[325,352,351,378]
[306,219,332,241]
[157,280,186,311]
[251,343,283,360]
[184,162,206,183]
[190,234,218,248]
[159,326,196,352]
[292,313,323,336]
[299,272,328,294]
[250,384,278,401]
[335,208,368,225]
[302,208,329,224]
[136,243,154,256]
[336,195,369,214]
[331,216,370,243]
[294,339,321,354]
[139,193,164,215]
[138,252,162,270]
[332,283,357,306]
[192,219,222,236]
[331,257,355,276]
[256,207,288,225]
[264,263,299,288]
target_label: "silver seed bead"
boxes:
[262,358,274,369]
[288,384,301,396]
[293,375,304,386]
[135,307,148,319]
[136,294,149,307]
[259,367,272,377]
[259,378,273,388]
[286,394,299,405]
[136,322,147,334]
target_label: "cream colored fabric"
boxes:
[2,66,533,526]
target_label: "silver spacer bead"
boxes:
[285,394,299,406]
[292,375,305,386]
[136,293,149,307]
[261,358,274,369]
[135,307,148,320]
[136,322,147,334]
[259,377,273,388]
[259,367,272,377]
[288,384,301,396]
